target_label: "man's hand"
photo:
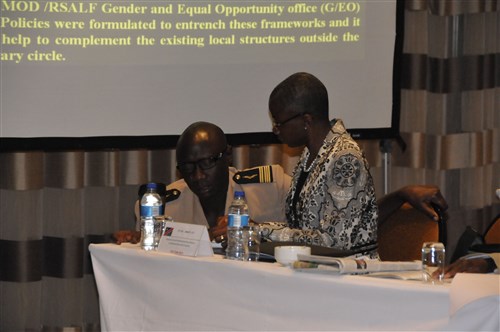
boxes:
[399,185,448,221]
[113,230,141,245]
[209,216,228,243]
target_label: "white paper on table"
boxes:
[364,270,423,280]
[157,221,213,256]
[295,254,421,275]
[449,273,500,316]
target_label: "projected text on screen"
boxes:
[1,0,398,140]
[2,1,365,64]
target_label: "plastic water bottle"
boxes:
[140,183,164,251]
[226,191,250,260]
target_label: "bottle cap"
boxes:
[146,182,157,189]
[234,191,245,198]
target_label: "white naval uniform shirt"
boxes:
[162,165,291,227]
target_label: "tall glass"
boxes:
[152,215,171,250]
[421,242,445,283]
[245,225,261,261]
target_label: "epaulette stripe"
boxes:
[233,165,273,184]
[260,166,270,183]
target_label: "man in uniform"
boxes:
[163,121,290,241]
[115,121,290,243]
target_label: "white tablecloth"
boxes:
[89,243,499,331]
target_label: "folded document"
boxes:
[294,254,422,275]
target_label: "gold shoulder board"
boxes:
[233,165,274,184]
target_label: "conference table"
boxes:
[89,243,499,331]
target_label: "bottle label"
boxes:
[140,218,155,250]
[141,205,162,217]
[228,214,249,227]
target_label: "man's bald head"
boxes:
[176,121,227,161]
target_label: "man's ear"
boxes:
[303,113,313,127]
[225,145,233,166]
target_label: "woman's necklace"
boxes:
[302,153,316,172]
[302,127,335,173]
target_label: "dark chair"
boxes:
[450,226,484,263]
[450,215,500,263]
[484,215,500,244]
[378,203,446,261]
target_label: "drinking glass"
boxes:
[421,242,445,283]
[245,225,261,261]
[153,215,171,250]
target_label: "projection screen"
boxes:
[0,0,402,149]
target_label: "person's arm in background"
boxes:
[113,230,141,244]
[377,185,448,226]
[434,252,500,279]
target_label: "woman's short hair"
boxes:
[269,72,329,120]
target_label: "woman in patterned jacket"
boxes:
[263,72,379,257]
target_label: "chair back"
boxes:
[450,215,499,263]
[450,226,483,263]
[378,203,444,261]
[484,215,500,244]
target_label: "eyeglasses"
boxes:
[176,149,226,174]
[272,112,306,129]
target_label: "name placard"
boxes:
[157,221,213,257]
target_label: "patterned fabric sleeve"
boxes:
[259,151,378,257]
[321,150,379,255]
